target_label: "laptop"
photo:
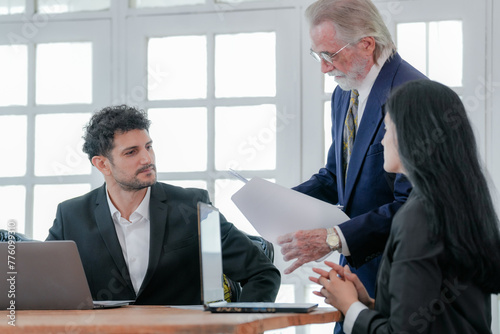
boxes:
[0,240,132,310]
[197,202,318,313]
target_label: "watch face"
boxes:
[327,233,339,249]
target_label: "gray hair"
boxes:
[305,0,395,63]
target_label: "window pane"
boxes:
[397,22,427,76]
[0,45,27,106]
[0,186,26,234]
[215,105,276,171]
[0,115,27,177]
[36,42,92,104]
[324,74,337,94]
[37,0,110,13]
[304,284,336,334]
[130,0,204,8]
[0,0,24,14]
[148,36,207,100]
[428,21,463,87]
[35,113,91,176]
[33,184,90,241]
[149,108,207,172]
[215,32,276,98]
[275,284,294,303]
[214,179,259,235]
[397,20,463,87]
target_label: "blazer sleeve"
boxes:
[219,211,281,302]
[340,173,412,267]
[194,187,280,302]
[46,202,65,240]
[292,158,339,205]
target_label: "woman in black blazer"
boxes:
[311,80,500,333]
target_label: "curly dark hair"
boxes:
[82,105,151,163]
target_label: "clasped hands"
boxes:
[309,261,375,315]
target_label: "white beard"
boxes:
[328,56,370,91]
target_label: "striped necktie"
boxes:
[343,89,359,178]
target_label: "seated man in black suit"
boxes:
[46,105,280,305]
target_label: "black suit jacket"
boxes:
[353,194,492,333]
[47,182,280,305]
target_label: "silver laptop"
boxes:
[197,202,318,313]
[0,240,132,310]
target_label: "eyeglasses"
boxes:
[310,42,351,65]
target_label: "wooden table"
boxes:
[0,305,341,333]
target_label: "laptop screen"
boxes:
[0,241,94,310]
[197,202,225,305]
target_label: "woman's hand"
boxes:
[309,261,374,314]
[342,265,375,310]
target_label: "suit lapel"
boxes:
[137,183,169,296]
[94,185,134,290]
[343,53,403,204]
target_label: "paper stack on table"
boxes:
[231,177,349,243]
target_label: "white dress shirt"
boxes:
[106,187,151,295]
[334,50,392,257]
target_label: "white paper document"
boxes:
[231,178,350,243]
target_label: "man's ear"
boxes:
[92,156,112,176]
[359,36,376,56]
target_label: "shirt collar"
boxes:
[106,186,151,223]
[356,50,392,101]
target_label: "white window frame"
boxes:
[379,0,488,158]
[0,17,111,238]
[125,9,301,194]
[0,0,498,332]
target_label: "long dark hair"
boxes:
[387,80,500,293]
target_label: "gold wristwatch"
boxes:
[326,227,340,251]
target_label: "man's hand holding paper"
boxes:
[277,228,333,274]
[231,177,349,273]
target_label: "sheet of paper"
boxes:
[231,177,349,243]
